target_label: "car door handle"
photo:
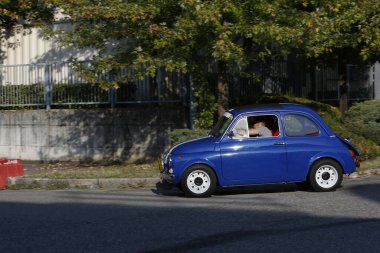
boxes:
[274,142,286,146]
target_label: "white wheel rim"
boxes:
[315,165,338,189]
[187,170,211,194]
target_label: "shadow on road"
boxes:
[152,181,309,197]
[346,182,380,204]
[0,178,379,253]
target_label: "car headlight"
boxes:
[162,152,172,169]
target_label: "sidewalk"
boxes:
[6,161,161,190]
[7,177,160,190]
[5,162,380,190]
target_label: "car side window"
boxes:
[284,114,320,137]
[247,115,279,138]
[232,117,249,138]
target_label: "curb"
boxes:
[347,168,380,179]
[7,177,160,190]
[6,168,380,190]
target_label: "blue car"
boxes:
[160,104,360,197]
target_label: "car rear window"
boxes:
[283,114,320,137]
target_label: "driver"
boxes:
[249,121,272,137]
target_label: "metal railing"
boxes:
[0,60,375,109]
[0,62,188,108]
[227,60,374,104]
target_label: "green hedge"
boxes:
[0,83,108,107]
[169,129,210,146]
[344,100,380,146]
[0,83,44,104]
[53,83,108,104]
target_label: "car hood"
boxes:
[171,136,216,154]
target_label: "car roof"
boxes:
[227,103,316,115]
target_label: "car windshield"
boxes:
[209,112,233,137]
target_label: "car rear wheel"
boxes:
[309,159,343,192]
[181,165,216,197]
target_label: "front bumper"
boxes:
[159,154,175,184]
[160,171,175,184]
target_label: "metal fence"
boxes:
[227,60,375,105]
[228,60,310,103]
[0,62,188,108]
[347,64,374,100]
[0,60,375,108]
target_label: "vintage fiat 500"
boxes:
[160,104,360,197]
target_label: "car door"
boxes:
[220,113,287,184]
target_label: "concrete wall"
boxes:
[0,106,187,162]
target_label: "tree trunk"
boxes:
[309,62,317,100]
[338,52,348,113]
[217,62,229,117]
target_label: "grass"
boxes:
[28,162,160,179]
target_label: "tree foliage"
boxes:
[0,0,54,39]
[43,0,380,126]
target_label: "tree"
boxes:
[44,0,380,125]
[0,0,54,59]
[44,0,303,125]
[288,0,380,111]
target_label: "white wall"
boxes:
[1,23,94,65]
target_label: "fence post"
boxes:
[187,73,195,130]
[44,63,52,110]
[157,68,162,104]
[110,86,116,108]
[374,62,380,100]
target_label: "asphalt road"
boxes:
[1,176,379,253]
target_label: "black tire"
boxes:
[308,159,343,192]
[181,164,217,198]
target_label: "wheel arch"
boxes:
[182,162,220,187]
[307,156,344,179]
[307,156,344,192]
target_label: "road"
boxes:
[0,176,379,253]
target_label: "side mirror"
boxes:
[227,131,235,138]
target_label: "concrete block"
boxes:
[10,110,47,126]
[0,111,11,126]
[0,106,186,162]
[0,126,11,145]
[21,125,46,146]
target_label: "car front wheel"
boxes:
[181,165,216,197]
[309,159,343,192]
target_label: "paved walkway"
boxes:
[7,167,380,190]
[6,161,160,189]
